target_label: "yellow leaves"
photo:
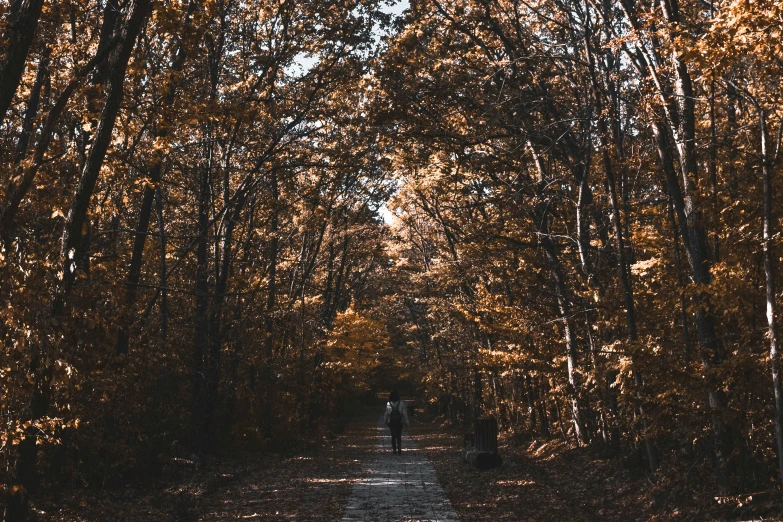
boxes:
[477,346,530,370]
[630,257,660,278]
[133,177,158,190]
[326,306,390,354]
[152,136,170,152]
[8,485,27,498]
[0,417,81,448]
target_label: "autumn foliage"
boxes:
[2,0,783,519]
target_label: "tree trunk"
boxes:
[0,0,45,127]
[529,140,589,445]
[537,377,551,437]
[1,39,119,238]
[57,0,153,312]
[4,385,48,522]
[652,117,729,486]
[262,171,279,439]
[666,196,693,365]
[583,13,656,465]
[155,186,168,340]
[524,374,537,432]
[13,45,50,163]
[193,165,211,453]
[116,166,161,355]
[757,108,783,487]
[599,124,658,469]
[116,0,194,353]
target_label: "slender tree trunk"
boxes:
[583,12,656,465]
[115,0,194,352]
[708,80,720,262]
[94,0,121,83]
[473,368,483,421]
[193,164,210,453]
[262,171,279,439]
[13,46,50,163]
[529,141,589,444]
[116,168,161,354]
[1,39,119,237]
[652,117,729,486]
[56,0,153,312]
[524,374,537,432]
[540,210,588,444]
[155,187,168,340]
[576,166,593,281]
[202,168,246,447]
[4,383,48,522]
[666,197,693,365]
[599,124,658,469]
[604,370,621,453]
[757,108,783,487]
[0,0,45,127]
[537,377,551,438]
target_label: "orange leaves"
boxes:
[327,306,390,353]
[0,417,80,448]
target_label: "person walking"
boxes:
[384,391,409,454]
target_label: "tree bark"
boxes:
[0,0,45,127]
[13,45,50,163]
[193,165,211,453]
[4,383,48,522]
[56,0,153,313]
[583,9,656,467]
[155,186,168,340]
[1,38,119,238]
[651,116,729,486]
[115,0,194,353]
[261,170,279,439]
[529,142,589,445]
[756,106,783,487]
[116,167,160,355]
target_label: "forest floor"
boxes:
[31,404,783,521]
[409,415,783,522]
[31,415,375,521]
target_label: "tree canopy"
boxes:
[3,0,783,518]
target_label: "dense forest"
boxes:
[2,0,783,519]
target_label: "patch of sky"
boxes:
[286,52,319,78]
[371,0,409,226]
[285,1,408,224]
[287,0,409,78]
[382,0,409,20]
[374,0,409,48]
[378,203,396,224]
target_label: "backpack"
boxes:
[389,401,403,424]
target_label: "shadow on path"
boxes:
[341,414,460,522]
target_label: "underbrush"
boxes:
[411,413,783,522]
[28,403,379,522]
